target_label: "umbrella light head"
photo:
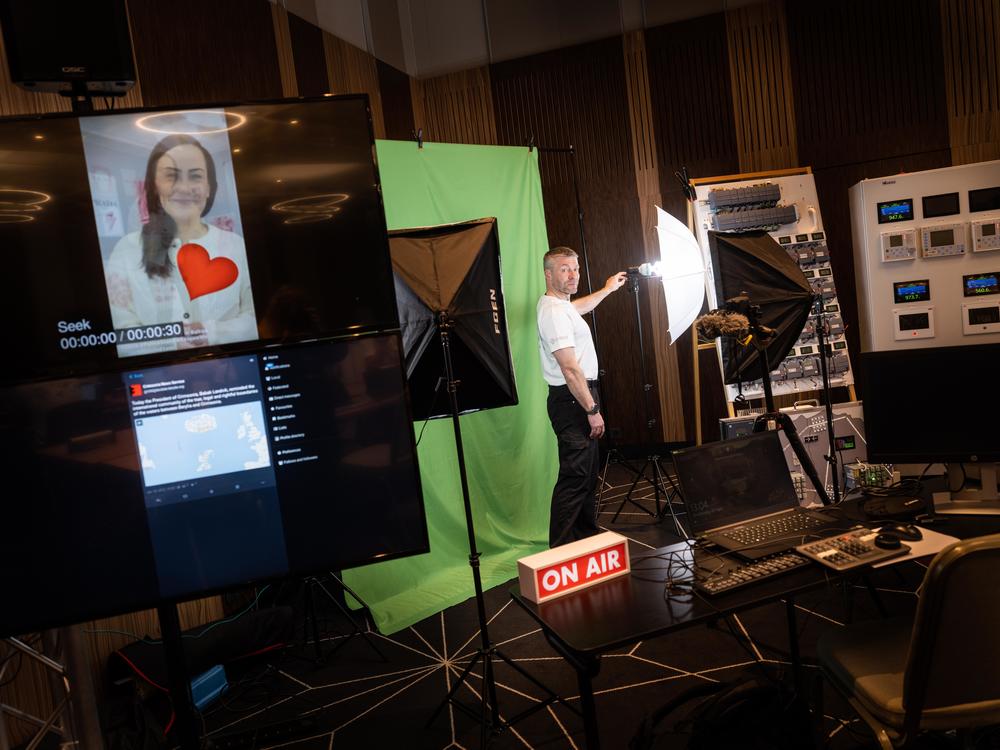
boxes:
[645,206,708,344]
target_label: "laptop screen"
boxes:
[672,431,799,534]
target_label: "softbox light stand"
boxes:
[389,219,560,745]
[730,295,833,507]
[812,299,841,504]
[706,231,832,505]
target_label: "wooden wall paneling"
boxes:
[410,67,497,145]
[271,2,300,98]
[287,12,330,98]
[645,13,741,442]
[323,31,385,139]
[492,38,654,446]
[377,60,415,141]
[787,0,950,169]
[645,14,741,189]
[787,0,951,368]
[127,0,283,106]
[725,0,799,172]
[622,31,686,443]
[941,0,1000,164]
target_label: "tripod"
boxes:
[425,312,561,746]
[610,272,685,536]
[301,572,385,663]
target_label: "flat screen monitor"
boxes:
[0,95,398,385]
[0,333,428,637]
[858,343,1000,464]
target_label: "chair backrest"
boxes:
[902,533,1000,732]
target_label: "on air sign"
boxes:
[518,531,631,603]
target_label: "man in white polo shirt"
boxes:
[537,246,627,548]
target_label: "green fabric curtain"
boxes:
[341,140,556,634]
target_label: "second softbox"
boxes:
[708,230,815,385]
[389,218,517,420]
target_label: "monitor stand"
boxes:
[932,463,1000,514]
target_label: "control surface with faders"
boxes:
[795,527,908,571]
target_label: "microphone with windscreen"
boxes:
[695,310,751,340]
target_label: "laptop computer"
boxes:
[672,431,846,560]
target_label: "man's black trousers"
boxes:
[546,381,600,548]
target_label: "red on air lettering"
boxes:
[535,542,628,597]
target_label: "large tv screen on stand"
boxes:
[0,96,429,638]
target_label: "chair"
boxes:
[817,533,1000,748]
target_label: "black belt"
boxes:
[549,379,598,390]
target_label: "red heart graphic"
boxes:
[177,243,238,300]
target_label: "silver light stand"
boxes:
[609,269,686,537]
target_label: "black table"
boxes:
[511,538,876,750]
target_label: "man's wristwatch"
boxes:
[586,402,600,416]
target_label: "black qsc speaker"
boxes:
[0,0,135,95]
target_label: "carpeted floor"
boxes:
[191,462,992,750]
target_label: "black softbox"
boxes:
[708,230,814,385]
[388,218,517,420]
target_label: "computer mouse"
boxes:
[874,533,903,550]
[879,523,923,542]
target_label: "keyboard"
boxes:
[694,551,811,596]
[795,527,909,571]
[719,512,827,547]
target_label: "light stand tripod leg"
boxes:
[425,316,561,745]
[814,304,841,504]
[310,576,386,661]
[302,578,323,662]
[651,458,687,538]
[610,457,658,522]
[597,448,646,516]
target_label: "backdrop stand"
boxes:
[423,313,562,745]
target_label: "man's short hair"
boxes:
[544,246,577,271]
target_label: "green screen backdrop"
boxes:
[341,140,556,634]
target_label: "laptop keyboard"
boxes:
[721,512,826,547]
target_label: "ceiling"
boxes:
[275,0,760,78]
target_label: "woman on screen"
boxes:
[104,134,257,356]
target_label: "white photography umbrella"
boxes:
[639,206,707,344]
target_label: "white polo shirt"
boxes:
[537,294,598,386]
